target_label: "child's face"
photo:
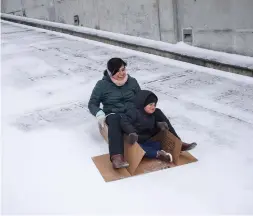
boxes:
[144,103,156,114]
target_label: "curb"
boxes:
[1,14,252,77]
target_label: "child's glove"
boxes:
[128,133,138,144]
[157,122,169,131]
[96,110,106,128]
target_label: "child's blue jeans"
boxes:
[139,140,162,158]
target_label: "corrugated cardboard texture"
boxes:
[175,151,198,166]
[124,142,145,175]
[99,124,145,175]
[151,130,182,165]
[134,158,170,176]
[99,124,109,143]
[93,123,198,182]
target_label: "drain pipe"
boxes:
[20,0,26,16]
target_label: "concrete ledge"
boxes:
[1,13,253,77]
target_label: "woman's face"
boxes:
[112,65,126,80]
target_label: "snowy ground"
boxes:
[1,21,253,215]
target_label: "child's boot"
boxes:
[157,150,173,162]
[181,142,197,151]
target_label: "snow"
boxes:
[173,41,253,69]
[1,21,253,215]
[2,13,253,70]
[2,20,253,86]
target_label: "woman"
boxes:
[88,58,140,169]
[88,58,196,169]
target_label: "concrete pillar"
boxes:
[158,0,177,43]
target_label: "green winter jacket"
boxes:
[88,72,141,116]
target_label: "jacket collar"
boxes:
[102,70,131,85]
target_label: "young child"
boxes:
[120,90,173,162]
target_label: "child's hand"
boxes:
[157,122,169,131]
[128,133,138,144]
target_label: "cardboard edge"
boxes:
[91,151,198,182]
[99,124,146,175]
[92,154,131,182]
[124,142,146,175]
[92,123,198,182]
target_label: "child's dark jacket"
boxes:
[120,90,159,143]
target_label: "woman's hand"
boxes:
[96,110,106,128]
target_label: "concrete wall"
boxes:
[177,0,253,56]
[1,0,23,15]
[54,0,98,27]
[52,0,175,42]
[24,0,55,21]
[159,0,177,43]
[1,0,253,56]
[1,0,175,42]
[97,0,160,40]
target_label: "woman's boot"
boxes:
[111,154,129,169]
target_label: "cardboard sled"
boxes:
[92,125,198,182]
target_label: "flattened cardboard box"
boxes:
[92,125,198,182]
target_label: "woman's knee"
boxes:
[106,113,121,125]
